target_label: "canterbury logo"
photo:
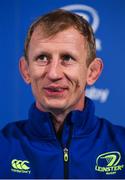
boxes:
[11,159,30,170]
[96,151,121,167]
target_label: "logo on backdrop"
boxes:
[61,4,102,51]
[86,86,109,103]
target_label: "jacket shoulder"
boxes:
[0,120,28,140]
[98,117,125,140]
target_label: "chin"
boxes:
[43,102,68,113]
[46,104,66,111]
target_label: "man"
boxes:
[0,9,125,179]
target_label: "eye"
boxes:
[36,54,49,65]
[62,54,75,64]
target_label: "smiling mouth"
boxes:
[44,86,68,96]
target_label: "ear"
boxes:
[19,56,31,84]
[87,58,103,85]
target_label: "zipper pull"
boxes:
[64,148,68,162]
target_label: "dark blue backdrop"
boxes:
[0,0,125,128]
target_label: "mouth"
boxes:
[44,86,68,96]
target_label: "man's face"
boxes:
[24,27,90,113]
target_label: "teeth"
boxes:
[57,88,62,91]
[49,88,63,92]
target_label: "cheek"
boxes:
[29,67,44,94]
[66,66,87,89]
[29,65,46,81]
[78,65,88,84]
[30,78,44,103]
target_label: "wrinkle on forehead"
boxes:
[30,27,86,45]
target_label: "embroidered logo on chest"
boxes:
[11,159,31,174]
[95,151,124,175]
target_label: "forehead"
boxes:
[29,27,87,47]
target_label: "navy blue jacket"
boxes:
[0,97,125,179]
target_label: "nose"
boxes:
[47,59,63,81]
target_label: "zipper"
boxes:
[49,113,73,179]
[64,148,68,162]
[63,147,69,179]
[51,112,73,179]
[63,125,73,179]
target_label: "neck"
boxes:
[51,113,66,132]
[36,99,85,132]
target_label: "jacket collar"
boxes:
[27,97,98,139]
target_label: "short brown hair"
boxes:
[24,9,96,66]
